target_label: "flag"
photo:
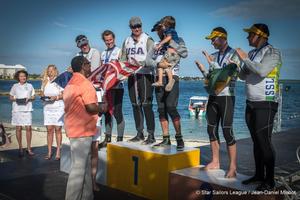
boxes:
[52,71,73,88]
[88,61,140,115]
[88,61,140,91]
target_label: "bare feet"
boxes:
[204,162,220,170]
[225,168,237,178]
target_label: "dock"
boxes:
[0,128,299,200]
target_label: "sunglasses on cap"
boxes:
[76,37,89,48]
[130,24,142,29]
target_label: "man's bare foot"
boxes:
[225,168,237,178]
[204,162,220,170]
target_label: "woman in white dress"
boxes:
[9,70,35,157]
[41,65,64,160]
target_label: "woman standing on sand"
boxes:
[9,70,35,157]
[41,65,64,160]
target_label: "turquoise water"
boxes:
[1,80,299,141]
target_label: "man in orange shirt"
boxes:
[64,56,100,200]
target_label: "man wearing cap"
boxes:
[236,24,282,190]
[75,35,101,71]
[145,20,187,150]
[120,16,156,144]
[75,34,101,191]
[195,27,239,178]
[64,56,103,200]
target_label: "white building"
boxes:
[0,64,26,79]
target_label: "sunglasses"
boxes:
[130,24,142,29]
[76,38,88,47]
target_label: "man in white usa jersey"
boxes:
[120,16,156,144]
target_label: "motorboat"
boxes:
[188,96,208,118]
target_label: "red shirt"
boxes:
[63,73,97,138]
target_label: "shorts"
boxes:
[11,111,32,126]
[164,50,180,68]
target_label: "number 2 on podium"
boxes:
[132,156,139,185]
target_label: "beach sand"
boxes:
[0,122,209,151]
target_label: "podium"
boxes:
[107,142,200,200]
[60,144,108,185]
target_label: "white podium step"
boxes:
[60,144,108,185]
[169,165,284,200]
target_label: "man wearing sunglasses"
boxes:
[195,27,239,178]
[76,34,101,72]
[120,16,156,144]
[75,34,101,191]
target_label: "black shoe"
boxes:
[175,135,184,151]
[153,135,171,147]
[128,134,144,142]
[256,181,275,191]
[242,176,264,185]
[116,136,123,142]
[142,136,156,145]
[98,134,111,149]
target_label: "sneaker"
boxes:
[142,136,156,145]
[98,134,111,149]
[128,135,144,142]
[153,136,171,147]
[175,135,184,151]
[242,176,264,185]
[152,82,163,87]
[116,136,123,142]
[256,181,275,191]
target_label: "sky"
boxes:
[0,0,299,79]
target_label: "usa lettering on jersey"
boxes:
[126,47,145,55]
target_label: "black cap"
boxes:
[151,21,162,32]
[75,35,89,47]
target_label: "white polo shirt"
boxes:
[10,82,35,112]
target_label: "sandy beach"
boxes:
[0,122,209,151]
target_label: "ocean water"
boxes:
[1,79,299,141]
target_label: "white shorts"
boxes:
[92,116,102,142]
[44,109,64,126]
[11,111,32,126]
